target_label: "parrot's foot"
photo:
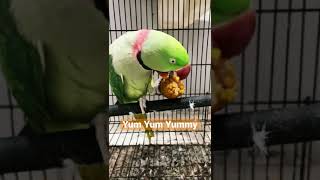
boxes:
[152,77,162,88]
[139,97,147,114]
[149,77,162,95]
[149,72,162,95]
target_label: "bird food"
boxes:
[159,73,185,99]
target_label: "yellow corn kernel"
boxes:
[219,89,236,103]
[223,76,236,89]
[212,48,222,60]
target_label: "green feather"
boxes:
[109,54,139,103]
[0,0,50,132]
[109,54,126,103]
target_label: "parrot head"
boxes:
[138,30,190,79]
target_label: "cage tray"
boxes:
[109,145,211,179]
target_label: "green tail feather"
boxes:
[133,113,154,141]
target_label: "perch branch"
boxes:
[108,95,212,116]
[214,104,320,150]
[0,128,102,173]
[1,98,320,173]
[0,95,211,174]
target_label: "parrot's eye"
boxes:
[169,58,176,64]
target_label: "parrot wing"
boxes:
[0,1,50,132]
[109,54,149,104]
[109,54,127,104]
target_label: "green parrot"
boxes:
[0,0,108,179]
[109,29,190,142]
[212,0,251,24]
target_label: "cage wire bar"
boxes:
[213,0,320,180]
[109,0,211,178]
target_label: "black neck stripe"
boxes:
[137,51,152,70]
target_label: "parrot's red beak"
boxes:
[175,64,191,80]
[213,10,256,59]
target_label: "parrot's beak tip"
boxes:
[175,64,191,80]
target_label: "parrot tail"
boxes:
[78,163,107,180]
[133,113,154,142]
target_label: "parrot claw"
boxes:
[139,97,147,114]
[150,77,162,95]
[152,77,162,88]
[143,97,147,108]
[149,74,162,95]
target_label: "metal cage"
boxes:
[0,0,212,179]
[2,0,320,179]
[214,0,320,180]
[108,0,211,178]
